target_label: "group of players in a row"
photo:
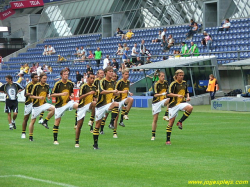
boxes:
[0,66,193,149]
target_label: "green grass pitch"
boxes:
[0,103,249,187]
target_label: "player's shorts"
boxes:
[118,99,127,110]
[77,103,91,121]
[55,100,76,119]
[169,103,191,119]
[31,103,52,119]
[152,99,168,115]
[24,103,33,115]
[95,103,112,121]
[5,99,18,113]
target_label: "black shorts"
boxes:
[5,99,18,113]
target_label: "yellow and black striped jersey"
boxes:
[114,79,130,102]
[96,78,116,108]
[52,80,74,108]
[168,80,188,108]
[31,82,50,107]
[25,82,35,105]
[152,80,168,104]
[78,83,96,108]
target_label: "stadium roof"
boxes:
[222,58,250,66]
[130,56,216,70]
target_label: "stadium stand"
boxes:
[1,18,250,88]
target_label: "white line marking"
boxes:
[0,175,78,187]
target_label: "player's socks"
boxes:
[43,117,49,123]
[93,128,99,146]
[39,112,44,120]
[100,119,105,131]
[164,108,169,116]
[113,129,117,135]
[152,130,156,137]
[53,125,59,141]
[75,139,79,144]
[120,109,126,123]
[110,107,119,125]
[22,130,26,134]
[75,111,77,126]
[166,125,172,141]
[90,125,93,131]
[179,111,191,123]
[125,110,128,115]
[29,133,33,141]
[90,115,94,123]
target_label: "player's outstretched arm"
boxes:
[167,93,184,98]
[30,95,45,100]
[51,92,68,97]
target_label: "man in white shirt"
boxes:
[217,19,231,33]
[131,43,138,64]
[47,45,56,55]
[43,45,48,56]
[161,28,167,41]
[103,55,110,70]
[37,66,43,76]
[80,46,87,60]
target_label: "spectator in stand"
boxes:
[124,58,133,68]
[140,39,146,62]
[152,31,162,43]
[42,64,49,73]
[175,50,181,58]
[124,29,134,40]
[145,57,152,64]
[74,47,81,57]
[18,64,24,75]
[48,66,52,74]
[58,55,66,63]
[37,65,43,76]
[47,45,56,55]
[161,28,167,42]
[163,34,174,51]
[17,73,24,83]
[131,43,138,64]
[94,47,102,68]
[145,48,151,58]
[88,50,94,59]
[181,42,189,57]
[111,58,119,72]
[186,22,198,39]
[122,47,129,69]
[29,63,36,73]
[201,31,213,52]
[217,19,231,33]
[23,63,29,74]
[187,19,195,31]
[86,64,93,74]
[25,78,30,85]
[116,28,125,40]
[43,45,48,55]
[83,73,87,83]
[135,56,144,66]
[188,42,199,56]
[103,55,110,70]
[116,43,124,56]
[80,46,87,60]
[76,71,83,84]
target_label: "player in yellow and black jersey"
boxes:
[75,73,97,148]
[28,73,55,141]
[111,69,134,138]
[93,69,104,90]
[21,73,39,138]
[150,72,183,141]
[93,66,119,149]
[51,69,78,145]
[166,69,193,145]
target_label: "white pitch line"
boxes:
[0,175,78,187]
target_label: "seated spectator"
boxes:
[186,22,198,39]
[80,46,87,60]
[161,28,167,42]
[76,71,83,84]
[122,47,129,66]
[74,47,81,57]
[152,31,162,43]
[217,19,231,33]
[163,34,174,51]
[58,55,66,62]
[145,48,151,58]
[25,78,30,85]
[116,43,124,56]
[201,31,212,51]
[187,19,195,31]
[42,64,50,73]
[29,63,37,73]
[181,42,189,57]
[116,28,124,40]
[88,50,94,59]
[47,45,56,55]
[37,65,43,76]
[23,63,29,74]
[124,59,133,69]
[188,42,199,56]
[17,73,24,83]
[86,64,93,74]
[111,58,119,72]
[103,55,110,70]
[175,50,181,58]
[18,64,24,75]
[135,56,144,66]
[125,29,134,40]
[48,66,52,74]
[42,45,48,55]
[145,57,152,64]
